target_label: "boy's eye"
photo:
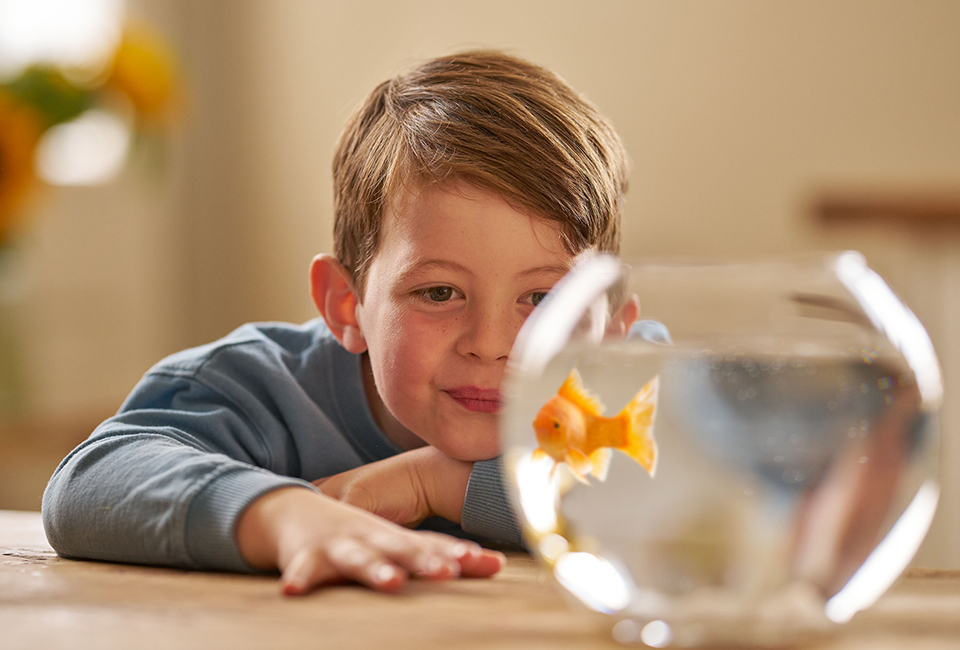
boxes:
[425,286,455,302]
[528,291,549,307]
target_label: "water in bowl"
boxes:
[502,335,938,647]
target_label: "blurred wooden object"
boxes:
[3,510,960,649]
[815,187,960,227]
[812,183,960,569]
[0,410,109,511]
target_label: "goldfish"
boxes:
[532,368,659,483]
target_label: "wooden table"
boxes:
[2,510,959,649]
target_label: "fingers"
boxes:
[447,541,507,578]
[272,494,507,596]
[280,540,407,595]
[280,547,344,596]
[279,533,472,596]
[279,538,505,596]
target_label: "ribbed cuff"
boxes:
[183,466,316,572]
[461,457,523,547]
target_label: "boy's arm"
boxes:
[315,447,523,547]
[42,410,316,573]
[42,367,368,573]
[313,446,470,526]
[461,458,524,546]
[235,485,503,594]
[42,368,508,589]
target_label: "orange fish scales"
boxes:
[582,414,630,454]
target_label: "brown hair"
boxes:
[332,50,630,297]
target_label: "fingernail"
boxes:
[373,564,397,584]
[449,542,471,559]
[424,555,444,574]
[417,554,456,577]
[283,578,306,595]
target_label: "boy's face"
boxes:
[356,182,577,461]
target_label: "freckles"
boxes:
[435,320,456,337]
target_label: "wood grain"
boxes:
[3,510,960,649]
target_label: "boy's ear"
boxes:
[608,294,640,338]
[309,254,368,354]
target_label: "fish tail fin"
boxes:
[619,375,660,477]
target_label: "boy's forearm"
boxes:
[411,447,472,524]
[460,458,524,547]
[235,486,313,570]
[42,426,314,573]
[314,446,472,527]
[235,479,506,594]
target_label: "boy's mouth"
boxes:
[444,387,502,414]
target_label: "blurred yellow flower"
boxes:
[0,20,180,244]
[0,92,42,245]
[106,22,180,124]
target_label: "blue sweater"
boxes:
[42,319,520,572]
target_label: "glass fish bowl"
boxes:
[500,252,941,648]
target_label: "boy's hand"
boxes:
[313,446,472,527]
[236,486,505,595]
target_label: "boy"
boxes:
[42,50,629,595]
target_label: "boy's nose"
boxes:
[456,307,519,362]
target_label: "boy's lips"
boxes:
[444,387,502,413]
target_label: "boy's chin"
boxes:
[436,436,502,463]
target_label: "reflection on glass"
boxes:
[502,252,940,647]
[553,551,632,615]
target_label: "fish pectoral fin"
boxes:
[531,447,550,461]
[565,449,593,485]
[588,448,613,482]
[619,375,660,477]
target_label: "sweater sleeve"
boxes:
[43,319,528,567]
[460,457,524,547]
[42,371,318,573]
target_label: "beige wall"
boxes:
[9,0,960,563]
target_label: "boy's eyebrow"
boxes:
[516,263,573,279]
[397,258,572,283]
[395,259,470,283]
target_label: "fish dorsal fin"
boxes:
[558,368,605,416]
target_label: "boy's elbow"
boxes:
[41,469,79,558]
[41,452,108,560]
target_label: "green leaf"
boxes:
[2,66,96,129]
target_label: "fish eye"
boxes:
[553,421,560,429]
